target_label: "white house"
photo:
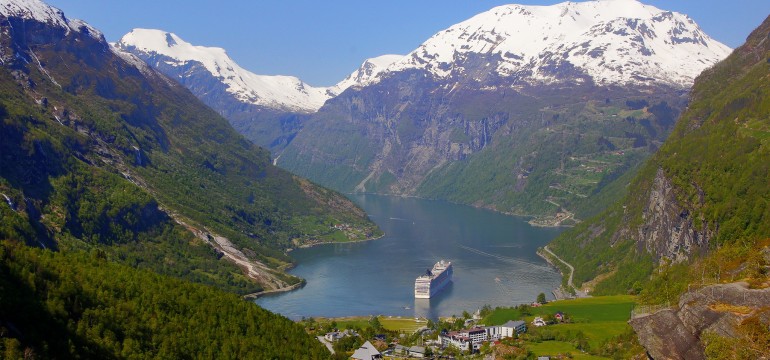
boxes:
[324,329,357,342]
[532,317,547,327]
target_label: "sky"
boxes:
[47,0,770,87]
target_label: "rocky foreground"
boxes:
[631,282,770,359]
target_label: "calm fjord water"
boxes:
[256,194,563,319]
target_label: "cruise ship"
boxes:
[414,260,453,298]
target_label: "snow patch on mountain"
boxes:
[117,29,406,112]
[332,54,404,93]
[0,0,102,40]
[117,29,332,113]
[385,0,731,88]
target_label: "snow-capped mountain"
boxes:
[382,0,731,88]
[331,54,404,93]
[116,29,333,113]
[278,0,733,221]
[0,0,102,40]
[116,29,405,113]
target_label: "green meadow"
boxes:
[483,295,637,358]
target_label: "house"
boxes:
[409,346,426,358]
[538,357,551,360]
[324,329,357,342]
[351,341,382,360]
[554,312,565,322]
[324,331,344,342]
[440,326,488,352]
[394,344,409,356]
[532,317,547,327]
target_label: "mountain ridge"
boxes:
[0,0,380,294]
[276,0,730,224]
[116,28,332,113]
[380,0,730,88]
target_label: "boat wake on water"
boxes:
[458,245,552,272]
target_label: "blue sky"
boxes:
[48,0,770,86]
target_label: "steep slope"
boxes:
[278,0,730,224]
[549,13,770,294]
[330,54,405,92]
[0,240,329,359]
[116,29,404,155]
[116,29,332,114]
[0,0,379,294]
[548,14,770,358]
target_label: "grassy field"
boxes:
[526,342,608,360]
[484,295,635,325]
[484,295,637,359]
[380,316,429,332]
[318,316,428,333]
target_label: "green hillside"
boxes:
[0,10,379,293]
[280,73,684,225]
[549,15,770,299]
[416,94,678,224]
[0,240,328,359]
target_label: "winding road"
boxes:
[544,245,575,291]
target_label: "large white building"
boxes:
[485,320,528,341]
[440,327,487,352]
[440,320,527,353]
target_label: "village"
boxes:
[307,297,577,360]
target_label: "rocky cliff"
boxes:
[631,281,770,359]
[278,0,729,223]
[548,13,770,359]
[610,168,715,264]
[549,12,770,294]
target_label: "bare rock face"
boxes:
[631,282,770,359]
[631,309,705,360]
[635,168,714,263]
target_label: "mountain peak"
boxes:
[118,29,229,61]
[388,0,731,88]
[332,54,404,93]
[117,28,331,113]
[0,0,102,40]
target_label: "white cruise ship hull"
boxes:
[414,260,453,298]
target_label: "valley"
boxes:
[2,0,769,358]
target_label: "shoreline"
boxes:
[536,247,570,300]
[288,233,386,252]
[245,233,386,299]
[250,193,565,300]
[348,191,574,228]
[243,281,305,299]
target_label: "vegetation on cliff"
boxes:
[0,240,328,359]
[549,15,770,302]
[0,10,379,292]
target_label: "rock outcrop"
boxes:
[631,282,770,359]
[632,169,714,263]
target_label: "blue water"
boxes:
[256,194,563,319]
